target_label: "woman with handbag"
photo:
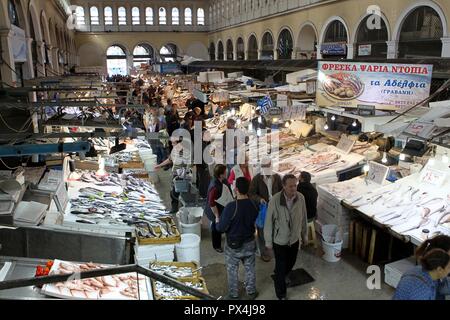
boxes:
[204,164,233,253]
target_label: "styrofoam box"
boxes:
[317,201,351,229]
[135,243,175,259]
[384,257,416,289]
[136,253,175,267]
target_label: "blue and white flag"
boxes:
[258,95,273,114]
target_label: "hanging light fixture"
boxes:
[382,152,388,164]
[257,128,262,137]
[363,163,370,173]
[399,153,406,161]
[331,115,336,121]
[352,120,358,127]
[324,123,329,130]
[285,121,290,128]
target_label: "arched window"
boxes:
[159,7,167,25]
[197,8,205,26]
[185,8,192,25]
[106,45,127,76]
[118,7,127,25]
[248,35,258,60]
[133,44,154,67]
[75,6,85,26]
[324,20,347,43]
[236,37,245,60]
[217,41,224,60]
[104,7,113,25]
[8,0,20,27]
[261,32,274,60]
[209,42,216,60]
[322,20,348,58]
[90,6,99,25]
[145,7,153,25]
[355,15,388,58]
[399,6,443,58]
[160,44,177,62]
[277,29,293,59]
[226,39,234,60]
[132,7,140,25]
[172,8,179,25]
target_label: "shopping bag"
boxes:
[256,203,268,229]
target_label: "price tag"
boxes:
[367,161,389,185]
[336,135,356,155]
[420,167,447,187]
[54,181,69,212]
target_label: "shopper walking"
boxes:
[297,172,318,222]
[204,165,234,253]
[249,157,283,262]
[216,177,259,300]
[264,174,308,300]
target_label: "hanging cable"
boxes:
[0,113,33,133]
[0,158,21,170]
[0,54,20,76]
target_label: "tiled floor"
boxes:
[155,170,395,300]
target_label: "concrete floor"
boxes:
[154,170,395,300]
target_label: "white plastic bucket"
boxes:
[175,234,201,264]
[322,240,343,262]
[180,221,202,238]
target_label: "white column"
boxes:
[274,49,279,60]
[347,43,354,59]
[51,47,60,75]
[0,29,16,86]
[316,43,322,60]
[245,50,249,60]
[36,41,46,77]
[386,40,398,59]
[441,37,450,57]
[233,45,238,61]
[23,38,35,80]
[291,50,297,60]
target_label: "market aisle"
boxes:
[155,170,395,300]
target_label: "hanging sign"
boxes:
[320,43,347,56]
[317,61,433,111]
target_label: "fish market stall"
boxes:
[0,257,212,300]
[343,153,450,246]
[273,141,366,185]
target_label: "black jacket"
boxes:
[297,182,318,220]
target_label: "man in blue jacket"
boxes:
[217,177,259,300]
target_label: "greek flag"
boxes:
[259,95,273,115]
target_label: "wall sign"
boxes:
[358,44,372,56]
[317,61,433,111]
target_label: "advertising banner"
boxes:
[317,61,433,110]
